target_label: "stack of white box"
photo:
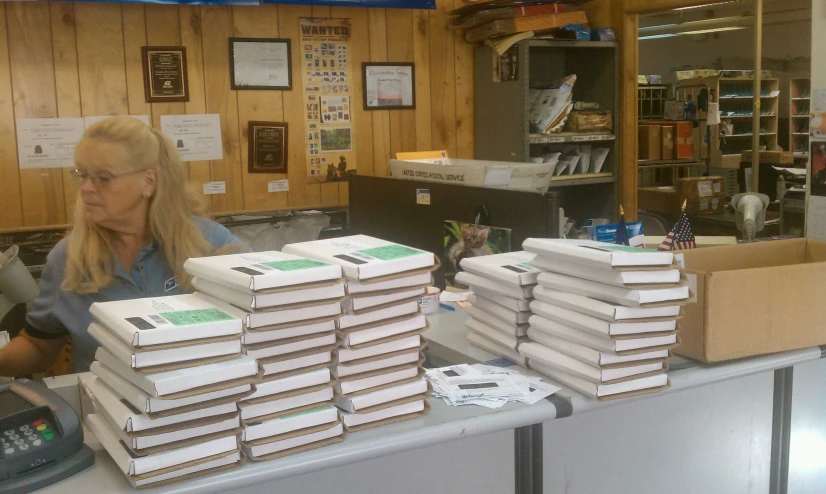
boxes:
[84,294,257,488]
[455,251,543,366]
[183,251,349,461]
[283,235,433,432]
[519,238,689,400]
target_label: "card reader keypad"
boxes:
[2,419,52,456]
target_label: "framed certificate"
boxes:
[248,121,288,173]
[141,46,189,103]
[362,62,415,110]
[230,38,292,90]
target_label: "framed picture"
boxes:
[141,46,189,103]
[230,38,292,90]
[248,121,288,174]
[362,62,415,110]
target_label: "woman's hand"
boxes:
[0,331,68,377]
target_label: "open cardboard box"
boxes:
[678,239,826,362]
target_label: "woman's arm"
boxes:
[0,330,68,377]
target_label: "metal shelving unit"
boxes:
[789,78,810,158]
[474,39,618,222]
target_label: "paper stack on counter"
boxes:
[426,364,560,409]
[283,235,437,431]
[456,251,543,365]
[519,238,690,401]
[85,294,259,486]
[183,252,348,461]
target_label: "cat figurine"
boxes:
[448,224,494,272]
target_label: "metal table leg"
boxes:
[769,367,794,494]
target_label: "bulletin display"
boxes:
[299,17,357,184]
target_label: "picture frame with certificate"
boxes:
[248,121,288,174]
[362,62,415,110]
[230,37,292,91]
[141,46,189,103]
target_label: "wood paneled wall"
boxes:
[0,0,474,230]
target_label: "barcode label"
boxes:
[147,314,170,326]
[251,263,276,271]
[348,252,376,262]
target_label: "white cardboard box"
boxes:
[519,342,664,384]
[103,411,239,452]
[526,327,668,367]
[239,387,334,420]
[336,365,420,395]
[244,333,337,360]
[241,319,337,345]
[85,413,238,477]
[347,273,433,295]
[347,288,426,313]
[528,359,669,400]
[335,350,422,378]
[465,317,523,351]
[389,158,554,194]
[243,422,344,459]
[532,256,681,287]
[468,289,531,312]
[283,235,435,281]
[342,314,428,347]
[523,238,673,268]
[466,331,527,366]
[95,349,258,398]
[244,368,332,402]
[193,291,342,329]
[465,306,527,338]
[536,272,689,307]
[337,301,420,330]
[183,251,342,291]
[259,349,334,377]
[468,294,532,325]
[336,335,422,363]
[337,378,427,413]
[242,406,339,442]
[459,251,541,286]
[455,271,533,300]
[528,315,679,354]
[193,276,345,310]
[342,399,425,429]
[89,294,242,347]
[533,286,682,321]
[88,323,240,369]
[530,300,677,337]
[90,361,252,416]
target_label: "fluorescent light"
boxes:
[680,26,747,35]
[673,1,738,10]
[639,34,679,40]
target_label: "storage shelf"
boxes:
[724,133,777,138]
[528,40,617,48]
[720,95,778,100]
[528,133,616,144]
[549,173,614,187]
[793,132,810,136]
[638,158,704,166]
[793,97,810,100]
[792,115,810,118]
[720,114,776,119]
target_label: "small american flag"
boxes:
[658,212,696,251]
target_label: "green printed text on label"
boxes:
[259,259,330,271]
[358,245,425,261]
[159,308,234,326]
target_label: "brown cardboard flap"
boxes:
[126,411,239,438]
[596,379,671,401]
[335,338,428,367]
[245,419,342,446]
[258,361,333,381]
[614,335,682,357]
[134,353,241,375]
[127,429,241,457]
[146,388,254,420]
[245,314,339,333]
[243,331,338,352]
[240,397,338,426]
[245,296,346,313]
[343,323,430,351]
[348,293,425,315]
[349,280,433,298]
[133,334,241,351]
[598,357,668,370]
[344,401,430,433]
[257,345,338,366]
[337,368,425,397]
[240,383,333,406]
[244,427,347,461]
[158,371,263,400]
[130,447,241,482]
[356,257,441,283]
[343,386,432,415]
[600,364,669,385]
[337,362,421,384]
[609,325,680,341]
[135,455,244,490]
[338,312,424,334]
[250,277,346,295]
[331,353,425,379]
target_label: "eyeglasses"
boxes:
[70,168,152,188]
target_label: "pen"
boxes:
[439,303,456,312]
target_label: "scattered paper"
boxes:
[160,114,224,162]
[267,180,289,193]
[426,364,559,408]
[16,118,85,169]
[439,291,472,303]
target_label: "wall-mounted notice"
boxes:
[203,181,227,195]
[160,114,224,162]
[299,17,357,184]
[15,118,85,169]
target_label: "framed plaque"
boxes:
[230,38,292,90]
[248,121,288,173]
[141,46,189,103]
[362,62,415,110]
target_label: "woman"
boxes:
[0,117,245,376]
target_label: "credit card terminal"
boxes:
[0,379,94,494]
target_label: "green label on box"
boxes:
[358,245,425,261]
[519,261,535,268]
[586,244,645,254]
[259,259,330,271]
[159,308,234,326]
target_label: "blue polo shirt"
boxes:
[25,217,246,373]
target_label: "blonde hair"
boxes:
[63,117,213,294]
